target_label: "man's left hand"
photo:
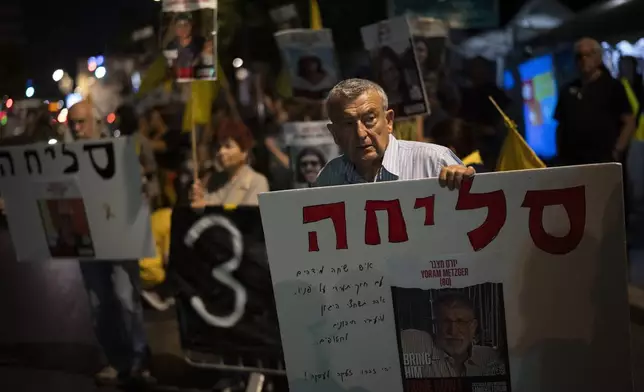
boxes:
[439,165,476,190]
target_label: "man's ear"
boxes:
[327,123,339,145]
[385,109,395,134]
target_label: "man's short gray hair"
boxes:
[325,78,389,115]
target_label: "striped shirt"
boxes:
[313,134,462,187]
[400,329,505,378]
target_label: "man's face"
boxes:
[436,304,477,358]
[175,19,193,40]
[576,41,602,76]
[68,103,97,140]
[327,91,393,167]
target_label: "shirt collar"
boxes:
[381,134,401,178]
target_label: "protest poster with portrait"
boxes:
[0,138,154,262]
[259,164,632,392]
[409,17,448,106]
[270,4,302,31]
[275,29,340,100]
[162,0,217,82]
[283,121,340,188]
[362,16,429,119]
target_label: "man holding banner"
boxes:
[315,79,474,189]
[68,101,154,385]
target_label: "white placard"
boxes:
[259,164,632,392]
[0,137,154,262]
[163,0,217,12]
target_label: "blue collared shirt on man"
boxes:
[314,134,463,187]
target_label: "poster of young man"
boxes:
[283,121,339,188]
[270,4,302,31]
[0,138,154,262]
[162,0,217,82]
[362,16,429,118]
[275,29,340,100]
[258,164,632,392]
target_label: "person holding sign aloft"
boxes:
[315,79,475,189]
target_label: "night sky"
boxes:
[3,0,597,99]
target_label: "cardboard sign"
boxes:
[275,29,340,100]
[362,16,429,118]
[162,0,217,82]
[0,137,154,261]
[259,164,631,392]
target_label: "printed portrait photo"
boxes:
[38,198,95,258]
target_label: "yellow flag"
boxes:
[137,55,168,97]
[621,78,644,141]
[490,96,546,171]
[310,0,323,30]
[462,150,483,166]
[182,61,225,132]
[276,67,293,99]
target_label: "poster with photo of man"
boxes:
[362,16,429,118]
[275,29,340,100]
[162,0,217,82]
[282,121,339,188]
[392,283,510,391]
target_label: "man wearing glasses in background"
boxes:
[400,292,504,378]
[555,38,635,166]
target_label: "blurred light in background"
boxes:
[58,100,64,109]
[88,56,97,72]
[65,93,83,108]
[114,130,121,137]
[48,139,58,145]
[25,86,34,98]
[52,69,64,82]
[232,58,244,68]
[106,112,116,124]
[95,66,106,79]
[57,108,68,123]
[48,102,59,112]
[96,55,104,66]
[131,71,141,92]
[0,111,7,126]
[5,98,13,109]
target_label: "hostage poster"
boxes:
[282,121,340,188]
[162,0,217,82]
[0,138,154,262]
[258,164,632,392]
[275,29,340,100]
[362,16,428,119]
[409,17,448,107]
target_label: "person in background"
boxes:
[431,118,487,173]
[315,78,473,189]
[191,118,269,207]
[264,96,293,190]
[555,38,635,165]
[67,100,155,386]
[374,46,412,113]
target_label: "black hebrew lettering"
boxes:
[0,151,15,176]
[24,150,42,175]
[44,146,56,159]
[83,142,115,179]
[62,144,79,174]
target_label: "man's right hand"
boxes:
[190,179,206,209]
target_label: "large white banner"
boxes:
[259,164,631,392]
[0,137,154,262]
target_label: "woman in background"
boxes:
[191,118,269,207]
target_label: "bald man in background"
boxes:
[68,101,155,385]
[555,38,635,165]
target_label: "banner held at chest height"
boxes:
[0,137,154,262]
[259,164,632,392]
